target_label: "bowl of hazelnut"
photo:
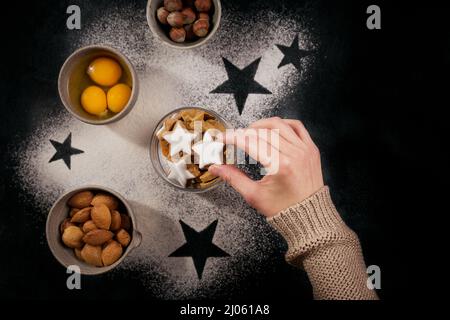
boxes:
[46,186,142,275]
[147,0,221,49]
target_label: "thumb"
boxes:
[209,165,257,201]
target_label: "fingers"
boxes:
[216,118,317,176]
[221,129,278,167]
[250,117,304,146]
[242,127,297,156]
[283,119,314,145]
[208,165,258,202]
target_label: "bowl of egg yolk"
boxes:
[58,45,139,125]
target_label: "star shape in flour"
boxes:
[169,220,229,279]
[163,122,196,157]
[167,157,195,187]
[276,35,312,72]
[192,130,224,169]
[210,57,272,115]
[49,133,84,169]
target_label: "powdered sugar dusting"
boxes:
[13,2,317,299]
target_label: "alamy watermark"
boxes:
[66,5,81,30]
[66,265,81,290]
[367,265,381,290]
[367,5,381,30]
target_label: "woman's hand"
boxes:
[209,117,324,218]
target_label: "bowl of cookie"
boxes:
[150,107,230,192]
[46,186,142,275]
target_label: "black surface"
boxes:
[0,0,448,303]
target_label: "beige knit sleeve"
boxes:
[267,186,378,300]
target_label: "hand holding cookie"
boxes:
[209,117,324,218]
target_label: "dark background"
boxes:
[0,0,447,305]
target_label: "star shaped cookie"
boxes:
[167,157,195,187]
[163,121,196,158]
[192,130,224,169]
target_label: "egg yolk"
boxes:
[87,57,122,87]
[107,83,132,113]
[81,86,108,115]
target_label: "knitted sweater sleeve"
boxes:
[267,186,378,300]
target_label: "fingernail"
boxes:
[208,165,220,174]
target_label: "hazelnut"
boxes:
[164,0,183,12]
[157,7,170,25]
[198,12,210,21]
[170,27,186,42]
[195,0,212,12]
[193,19,210,37]
[181,7,196,24]
[184,24,196,40]
[167,11,185,28]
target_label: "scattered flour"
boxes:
[13,2,317,298]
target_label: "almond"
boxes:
[120,214,131,231]
[60,218,75,234]
[82,220,97,233]
[90,193,119,210]
[91,204,111,230]
[101,240,123,266]
[110,210,122,231]
[68,191,94,209]
[70,207,91,223]
[116,229,131,247]
[62,226,84,248]
[83,229,113,246]
[74,248,84,261]
[81,244,103,267]
[69,208,79,217]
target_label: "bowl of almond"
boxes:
[46,186,142,275]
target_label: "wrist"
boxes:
[267,186,355,263]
